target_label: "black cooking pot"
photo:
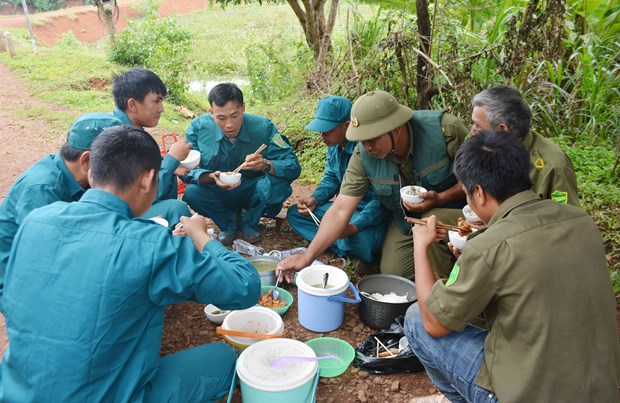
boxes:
[357,274,417,330]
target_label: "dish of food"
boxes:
[258,292,287,308]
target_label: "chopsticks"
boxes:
[305,206,321,227]
[405,216,459,232]
[232,144,268,174]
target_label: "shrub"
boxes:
[108,13,192,103]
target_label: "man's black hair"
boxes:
[59,143,85,162]
[90,125,161,192]
[112,68,167,111]
[454,130,532,202]
[471,85,532,138]
[208,83,244,108]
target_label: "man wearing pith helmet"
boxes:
[278,90,469,281]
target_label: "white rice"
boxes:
[369,292,409,303]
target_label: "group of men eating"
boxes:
[0,67,617,402]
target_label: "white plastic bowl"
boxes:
[219,172,242,185]
[462,205,479,223]
[204,304,231,325]
[400,185,427,204]
[180,149,201,169]
[448,231,467,250]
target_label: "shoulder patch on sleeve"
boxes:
[551,190,568,204]
[534,157,545,169]
[445,264,460,286]
[271,132,289,149]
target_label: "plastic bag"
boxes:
[353,316,425,374]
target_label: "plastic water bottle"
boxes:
[232,239,265,256]
[207,228,218,240]
[278,247,308,259]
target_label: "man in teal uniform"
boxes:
[183,83,301,245]
[278,90,469,280]
[471,85,580,206]
[1,125,261,402]
[405,131,619,402]
[0,112,122,312]
[112,67,192,227]
[287,96,386,270]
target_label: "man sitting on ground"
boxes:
[405,130,619,402]
[182,83,301,245]
[0,112,122,312]
[287,96,387,272]
[0,125,261,402]
[112,67,193,227]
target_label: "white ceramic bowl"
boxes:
[400,185,427,204]
[149,217,169,227]
[448,231,467,250]
[462,205,479,223]
[204,304,231,325]
[219,172,242,185]
[180,150,201,169]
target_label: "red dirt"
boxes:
[0,0,210,46]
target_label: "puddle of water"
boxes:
[188,78,250,95]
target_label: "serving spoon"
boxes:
[271,270,283,300]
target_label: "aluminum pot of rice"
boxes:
[357,274,417,330]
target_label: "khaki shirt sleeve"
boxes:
[534,155,581,207]
[425,245,495,331]
[340,144,371,198]
[441,113,469,158]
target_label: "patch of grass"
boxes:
[180,4,303,78]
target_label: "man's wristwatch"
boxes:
[263,159,272,173]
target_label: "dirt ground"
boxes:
[0,0,211,46]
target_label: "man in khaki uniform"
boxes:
[471,85,580,206]
[405,130,619,402]
[277,90,469,280]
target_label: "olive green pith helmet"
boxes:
[346,90,414,142]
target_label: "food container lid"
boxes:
[237,338,318,391]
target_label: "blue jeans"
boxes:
[404,304,497,403]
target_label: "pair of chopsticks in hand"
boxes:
[299,202,321,227]
[232,144,268,174]
[404,216,459,232]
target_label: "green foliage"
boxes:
[55,31,87,50]
[610,270,620,295]
[108,13,193,103]
[245,36,313,103]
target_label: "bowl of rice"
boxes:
[356,274,417,330]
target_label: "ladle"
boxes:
[322,272,329,289]
[269,354,338,368]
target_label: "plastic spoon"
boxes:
[215,327,286,340]
[271,270,283,300]
[269,354,339,368]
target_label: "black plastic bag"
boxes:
[353,316,425,374]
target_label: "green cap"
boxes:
[67,113,123,150]
[346,90,413,141]
[305,96,352,133]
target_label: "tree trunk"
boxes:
[95,1,116,44]
[287,0,338,66]
[415,0,433,110]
